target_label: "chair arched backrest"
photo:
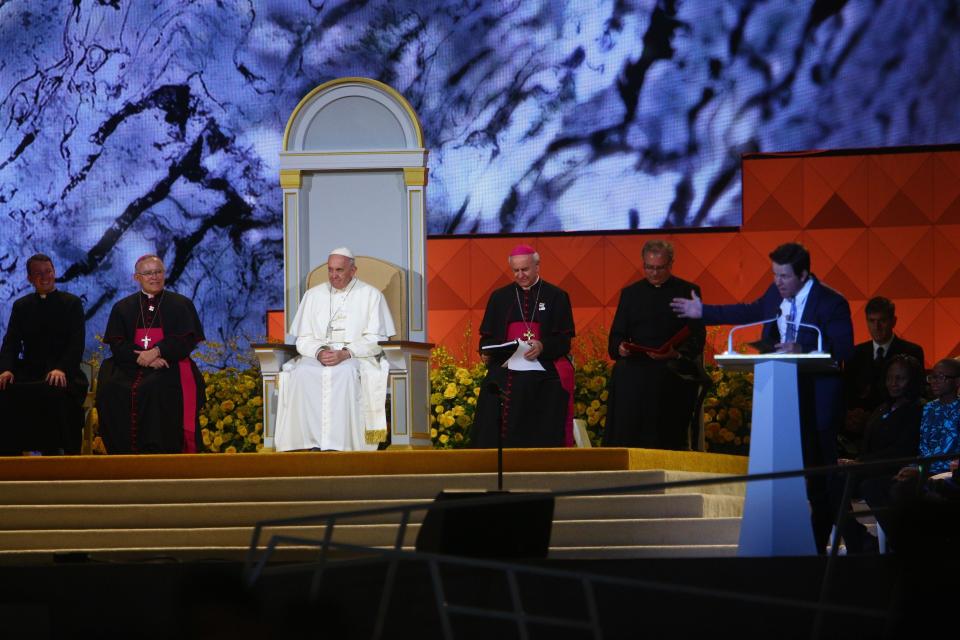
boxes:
[306,256,404,339]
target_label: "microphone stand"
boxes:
[725,317,824,354]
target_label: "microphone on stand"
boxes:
[485,380,507,491]
[726,315,824,354]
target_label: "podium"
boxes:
[714,352,836,556]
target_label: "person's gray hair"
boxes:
[508,252,540,265]
[642,239,674,262]
[135,254,164,272]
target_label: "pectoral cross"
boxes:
[140,335,152,349]
[523,328,535,341]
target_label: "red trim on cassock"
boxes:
[134,327,198,453]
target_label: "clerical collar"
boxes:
[646,276,673,288]
[518,277,541,291]
[331,279,356,294]
[140,289,163,299]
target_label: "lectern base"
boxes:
[737,359,817,556]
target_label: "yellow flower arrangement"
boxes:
[199,366,264,453]
[191,339,265,453]
[570,326,611,446]
[702,367,753,455]
[429,345,486,449]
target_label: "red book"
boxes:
[623,325,691,356]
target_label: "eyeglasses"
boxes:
[926,373,958,383]
[643,264,671,272]
[137,269,164,277]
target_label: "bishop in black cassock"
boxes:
[603,242,705,450]
[473,245,575,448]
[96,255,205,454]
[0,255,87,455]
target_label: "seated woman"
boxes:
[837,354,923,553]
[858,357,960,552]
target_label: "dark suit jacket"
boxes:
[702,276,854,433]
[846,336,925,412]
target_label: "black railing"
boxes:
[242,452,958,640]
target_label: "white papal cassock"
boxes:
[275,278,395,451]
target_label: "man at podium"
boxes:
[671,242,854,552]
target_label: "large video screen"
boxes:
[1,1,958,360]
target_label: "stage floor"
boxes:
[0,447,747,481]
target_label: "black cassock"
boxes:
[0,290,88,454]
[603,276,705,450]
[96,290,205,454]
[473,279,575,448]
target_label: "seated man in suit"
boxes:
[843,296,924,456]
[671,242,854,553]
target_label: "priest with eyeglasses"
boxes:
[95,255,206,454]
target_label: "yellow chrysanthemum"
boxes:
[439,434,449,444]
[224,446,237,454]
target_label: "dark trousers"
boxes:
[0,382,83,455]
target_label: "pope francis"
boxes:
[275,247,395,451]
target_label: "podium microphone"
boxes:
[485,380,506,490]
[726,316,824,354]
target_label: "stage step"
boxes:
[0,470,744,505]
[0,494,742,529]
[0,469,745,561]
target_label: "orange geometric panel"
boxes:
[933,225,960,296]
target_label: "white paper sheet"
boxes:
[505,340,546,372]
